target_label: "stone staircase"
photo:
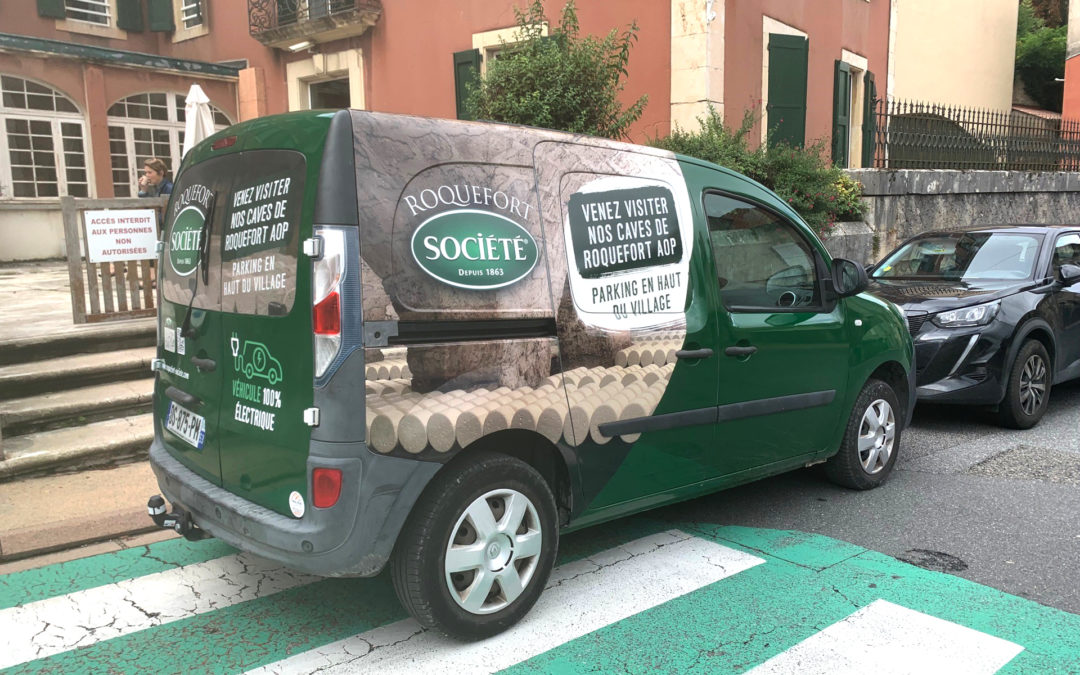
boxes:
[0,320,156,481]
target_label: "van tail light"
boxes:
[313,291,340,334]
[312,228,345,378]
[312,468,342,508]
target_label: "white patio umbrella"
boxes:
[181,84,216,159]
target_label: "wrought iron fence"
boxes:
[248,0,358,34]
[871,99,1080,171]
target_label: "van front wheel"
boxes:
[825,379,901,490]
[391,452,558,640]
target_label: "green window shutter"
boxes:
[861,71,877,168]
[453,49,481,121]
[832,60,852,167]
[116,0,144,31]
[148,0,176,32]
[766,34,808,148]
[37,0,66,19]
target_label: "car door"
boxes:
[1051,232,1080,377]
[702,190,850,469]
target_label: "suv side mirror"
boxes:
[1061,264,1080,286]
[832,258,869,298]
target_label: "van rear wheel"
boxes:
[390,452,558,640]
[825,378,901,490]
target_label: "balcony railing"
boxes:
[248,0,381,49]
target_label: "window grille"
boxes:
[65,0,111,26]
[108,92,231,196]
[181,0,204,28]
[0,76,87,199]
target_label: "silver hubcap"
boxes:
[1019,354,1047,416]
[858,399,895,475]
[444,489,542,615]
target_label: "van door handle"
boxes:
[675,348,714,360]
[165,386,202,408]
[191,357,216,372]
[724,345,758,357]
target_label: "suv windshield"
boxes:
[874,232,1044,281]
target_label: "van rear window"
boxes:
[221,152,305,316]
[161,150,305,316]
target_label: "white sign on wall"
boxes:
[84,209,159,263]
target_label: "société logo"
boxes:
[168,206,205,277]
[410,209,539,290]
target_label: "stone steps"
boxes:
[0,414,153,481]
[0,347,155,400]
[0,378,154,436]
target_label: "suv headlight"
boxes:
[931,300,1000,328]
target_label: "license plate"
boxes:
[166,401,206,449]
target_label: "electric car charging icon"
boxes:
[231,332,283,385]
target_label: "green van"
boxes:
[148,110,914,639]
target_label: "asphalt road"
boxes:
[661,378,1080,615]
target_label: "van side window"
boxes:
[703,192,820,311]
[1052,233,1080,272]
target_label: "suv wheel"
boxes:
[826,378,901,490]
[998,339,1051,429]
[391,452,558,640]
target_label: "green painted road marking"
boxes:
[0,538,234,610]
[2,519,1079,674]
[505,523,1080,673]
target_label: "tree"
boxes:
[1016,0,1066,111]
[651,108,866,235]
[1029,0,1068,27]
[466,0,647,140]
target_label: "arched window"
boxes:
[0,76,89,199]
[107,92,231,197]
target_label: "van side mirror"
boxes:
[832,258,869,298]
[1061,264,1080,286]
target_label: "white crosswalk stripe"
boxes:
[746,599,1024,675]
[0,552,319,669]
[247,529,766,674]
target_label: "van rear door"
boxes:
[157,157,231,484]
[158,147,313,517]
[216,150,312,517]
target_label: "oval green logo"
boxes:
[169,206,205,277]
[411,209,539,290]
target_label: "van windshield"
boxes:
[162,150,306,315]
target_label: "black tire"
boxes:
[825,378,901,490]
[390,452,558,640]
[998,339,1051,430]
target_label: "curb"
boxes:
[0,510,159,563]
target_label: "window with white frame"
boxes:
[65,0,111,25]
[108,93,231,197]
[0,75,89,199]
[181,0,204,28]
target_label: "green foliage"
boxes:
[466,0,647,140]
[1016,21,1066,112]
[651,107,866,235]
[1017,0,1046,37]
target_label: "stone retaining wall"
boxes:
[845,169,1080,262]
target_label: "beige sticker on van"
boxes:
[563,176,693,330]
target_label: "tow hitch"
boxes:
[147,495,209,541]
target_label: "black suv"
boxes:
[868,226,1080,428]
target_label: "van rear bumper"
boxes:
[149,437,440,577]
